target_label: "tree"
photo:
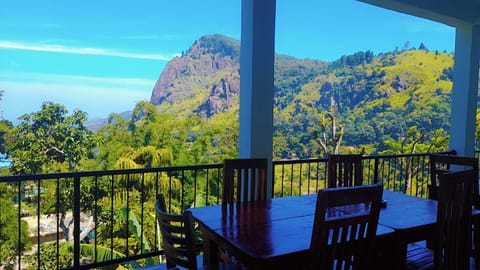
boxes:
[380,126,449,193]
[96,113,133,169]
[418,42,428,51]
[0,120,14,154]
[312,107,345,157]
[8,102,95,174]
[0,184,32,267]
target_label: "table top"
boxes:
[189,190,433,266]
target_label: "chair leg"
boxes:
[474,220,480,270]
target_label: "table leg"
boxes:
[473,218,480,270]
[377,236,407,270]
[203,235,219,267]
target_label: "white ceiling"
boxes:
[358,0,480,27]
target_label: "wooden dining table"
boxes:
[188,190,477,270]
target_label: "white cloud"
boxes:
[119,34,185,41]
[0,40,176,61]
[0,74,154,124]
[0,71,155,89]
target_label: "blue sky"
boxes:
[0,1,455,124]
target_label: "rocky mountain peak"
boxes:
[149,34,240,118]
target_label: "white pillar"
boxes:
[239,0,276,196]
[450,24,480,157]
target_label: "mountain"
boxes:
[148,34,454,157]
[150,34,327,118]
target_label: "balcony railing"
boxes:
[0,150,462,269]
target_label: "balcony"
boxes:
[0,150,468,269]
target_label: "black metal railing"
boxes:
[0,150,465,269]
[272,150,456,198]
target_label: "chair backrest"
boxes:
[308,184,383,270]
[155,194,198,270]
[429,153,479,207]
[327,154,363,188]
[435,169,474,270]
[222,158,268,206]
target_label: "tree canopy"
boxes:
[8,102,95,174]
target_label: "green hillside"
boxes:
[150,34,456,159]
[274,50,454,158]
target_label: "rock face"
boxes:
[150,34,240,118]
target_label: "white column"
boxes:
[239,0,276,196]
[450,24,480,157]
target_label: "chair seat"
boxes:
[406,243,433,270]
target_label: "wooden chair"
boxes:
[428,153,479,206]
[407,169,474,270]
[308,184,383,270]
[155,194,238,270]
[429,153,480,265]
[327,154,363,188]
[222,158,268,206]
[220,158,268,264]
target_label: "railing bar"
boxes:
[0,164,225,183]
[205,168,209,205]
[17,179,22,270]
[414,156,419,196]
[392,158,397,191]
[299,163,303,195]
[383,159,388,188]
[323,161,328,189]
[73,176,81,269]
[193,169,198,207]
[307,162,311,195]
[216,167,221,205]
[422,155,428,198]
[94,175,99,263]
[289,163,294,196]
[140,172,145,254]
[110,174,114,259]
[168,173,173,213]
[417,157,426,197]
[154,171,159,250]
[126,173,130,256]
[181,170,185,211]
[37,179,41,270]
[365,159,371,184]
[280,164,285,198]
[56,177,60,269]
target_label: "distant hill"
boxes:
[86,110,133,131]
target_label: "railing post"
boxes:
[374,157,379,184]
[271,161,275,198]
[73,175,81,268]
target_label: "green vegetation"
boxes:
[1,40,478,268]
[7,102,95,174]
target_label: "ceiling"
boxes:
[358,0,480,27]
